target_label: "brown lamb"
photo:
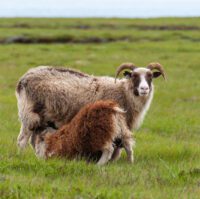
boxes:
[31,100,134,165]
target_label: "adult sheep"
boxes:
[16,62,165,149]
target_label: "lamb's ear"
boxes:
[123,71,132,79]
[153,71,162,78]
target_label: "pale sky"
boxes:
[0,0,199,17]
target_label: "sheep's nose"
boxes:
[141,86,149,91]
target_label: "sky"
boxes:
[0,0,199,18]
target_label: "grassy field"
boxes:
[0,18,200,198]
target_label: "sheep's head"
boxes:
[115,62,165,97]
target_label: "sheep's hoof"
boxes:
[97,161,106,166]
[128,156,134,164]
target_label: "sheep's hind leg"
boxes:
[17,124,33,149]
[17,111,41,149]
[16,89,41,149]
[97,146,114,166]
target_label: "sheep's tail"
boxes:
[113,106,126,114]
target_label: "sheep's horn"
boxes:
[115,63,137,83]
[147,62,166,79]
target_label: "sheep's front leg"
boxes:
[97,146,114,166]
[123,135,135,163]
[124,145,134,163]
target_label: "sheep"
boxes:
[30,100,134,165]
[16,62,165,150]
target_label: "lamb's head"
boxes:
[115,62,165,97]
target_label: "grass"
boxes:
[0,18,200,198]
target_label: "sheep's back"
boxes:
[69,101,117,153]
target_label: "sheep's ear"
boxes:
[123,71,132,79]
[153,71,162,78]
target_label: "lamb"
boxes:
[16,62,165,149]
[30,100,134,165]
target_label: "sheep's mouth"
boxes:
[134,89,149,97]
[140,92,149,96]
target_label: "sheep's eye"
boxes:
[132,73,139,78]
[147,73,153,78]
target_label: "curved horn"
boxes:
[147,62,166,79]
[115,63,137,83]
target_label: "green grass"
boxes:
[0,18,200,198]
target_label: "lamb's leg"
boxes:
[97,145,114,166]
[123,135,135,163]
[111,147,122,161]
